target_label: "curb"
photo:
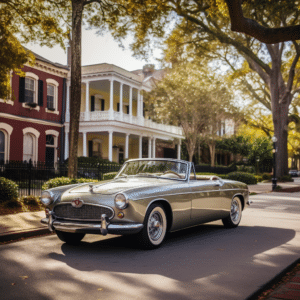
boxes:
[245,258,300,300]
[0,227,51,243]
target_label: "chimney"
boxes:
[142,64,155,78]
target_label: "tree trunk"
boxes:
[68,0,84,179]
[208,143,216,167]
[269,65,289,178]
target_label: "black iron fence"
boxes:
[0,160,121,197]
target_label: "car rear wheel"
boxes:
[222,197,242,228]
[56,230,85,245]
[137,204,167,249]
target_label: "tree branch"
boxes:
[225,0,300,44]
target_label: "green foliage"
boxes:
[254,175,263,182]
[3,199,22,209]
[0,1,69,98]
[103,172,118,180]
[225,172,257,185]
[0,177,18,203]
[65,157,120,167]
[278,175,293,182]
[262,173,272,181]
[42,177,97,190]
[236,165,255,174]
[21,195,39,206]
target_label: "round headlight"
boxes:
[41,191,54,206]
[114,193,128,210]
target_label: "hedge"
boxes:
[42,177,97,190]
[225,172,257,185]
[0,177,19,203]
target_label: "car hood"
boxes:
[67,177,172,195]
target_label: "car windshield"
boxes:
[116,159,189,180]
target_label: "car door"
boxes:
[189,179,224,223]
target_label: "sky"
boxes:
[25,28,160,72]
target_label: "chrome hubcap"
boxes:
[148,211,163,241]
[231,199,241,224]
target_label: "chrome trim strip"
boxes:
[50,220,144,235]
[132,188,248,201]
[53,202,115,221]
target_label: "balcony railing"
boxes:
[66,111,183,136]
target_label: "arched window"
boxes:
[23,133,34,162]
[0,123,13,162]
[0,131,5,163]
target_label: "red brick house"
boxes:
[0,52,69,166]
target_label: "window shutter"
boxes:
[88,141,93,157]
[101,99,105,111]
[38,80,43,106]
[91,96,95,111]
[19,77,25,103]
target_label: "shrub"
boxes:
[22,195,39,206]
[42,177,97,190]
[4,199,22,208]
[262,173,272,181]
[225,172,257,185]
[0,177,18,203]
[255,175,263,182]
[278,175,293,182]
[103,172,118,180]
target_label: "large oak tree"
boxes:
[108,0,300,177]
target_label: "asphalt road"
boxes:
[0,193,300,300]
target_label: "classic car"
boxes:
[40,158,250,249]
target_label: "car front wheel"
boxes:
[137,204,167,249]
[56,230,85,245]
[222,197,242,228]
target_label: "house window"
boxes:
[25,78,35,104]
[47,85,55,110]
[46,78,59,113]
[23,133,34,162]
[0,131,5,163]
[45,135,56,167]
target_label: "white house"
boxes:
[64,64,184,163]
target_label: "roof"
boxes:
[26,48,69,71]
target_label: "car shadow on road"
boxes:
[48,222,296,282]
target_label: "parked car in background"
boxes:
[289,170,299,177]
[41,158,250,249]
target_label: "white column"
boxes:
[148,137,152,158]
[83,132,87,157]
[129,86,132,123]
[152,138,156,158]
[137,90,140,118]
[139,136,143,158]
[108,131,113,161]
[120,83,123,121]
[125,134,129,159]
[66,81,70,122]
[65,132,69,160]
[177,140,181,160]
[85,82,90,121]
[140,92,144,118]
[109,80,114,120]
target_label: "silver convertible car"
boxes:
[41,158,250,249]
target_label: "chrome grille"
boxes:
[53,204,114,221]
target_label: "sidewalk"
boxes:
[0,211,49,243]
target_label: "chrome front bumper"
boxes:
[41,214,143,236]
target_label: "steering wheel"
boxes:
[162,170,182,178]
